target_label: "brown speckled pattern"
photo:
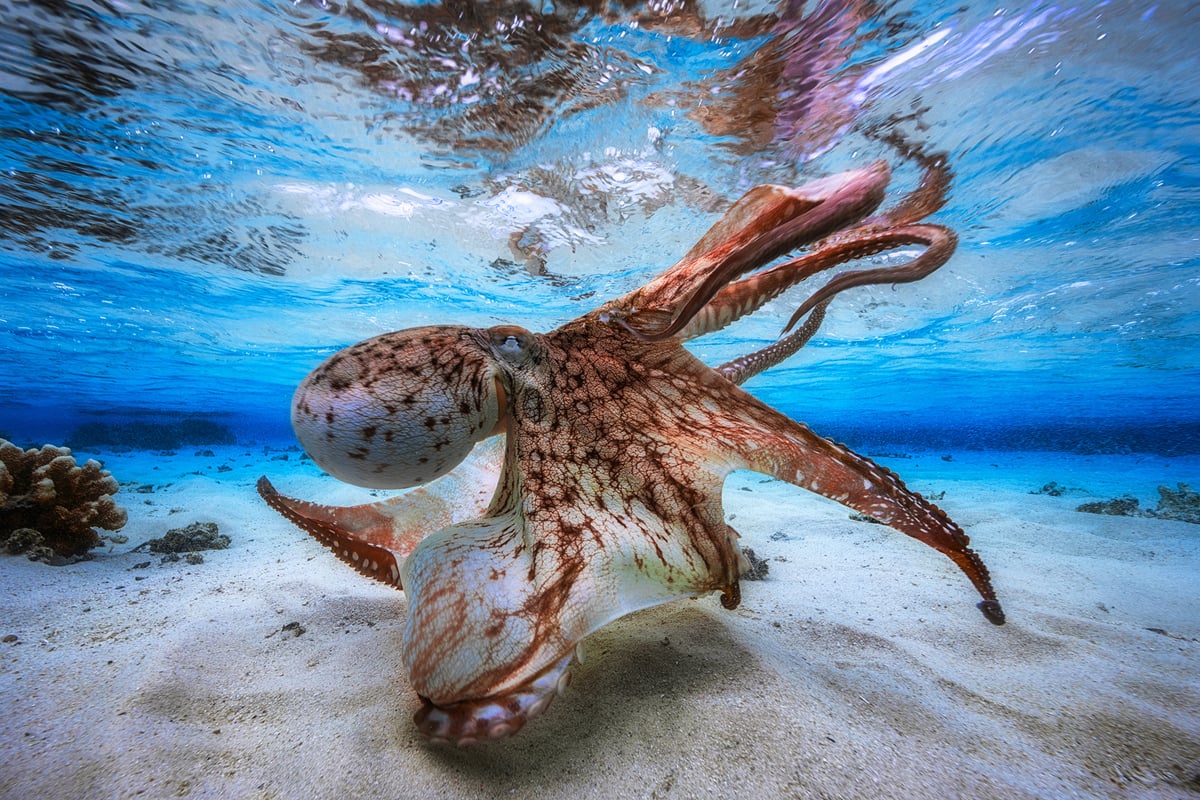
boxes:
[260,157,1003,746]
[292,326,505,489]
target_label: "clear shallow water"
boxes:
[1,0,1197,457]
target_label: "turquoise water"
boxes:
[1,0,1197,458]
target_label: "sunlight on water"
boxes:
[0,0,1197,453]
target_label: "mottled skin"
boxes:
[259,155,1003,745]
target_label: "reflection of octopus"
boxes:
[293,0,905,278]
[259,152,1004,745]
[293,0,885,160]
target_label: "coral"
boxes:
[0,439,128,563]
[1153,483,1200,524]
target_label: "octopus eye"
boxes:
[290,325,506,489]
[486,325,537,365]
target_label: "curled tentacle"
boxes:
[688,223,953,384]
[716,299,830,384]
[647,166,886,340]
[604,162,891,342]
[780,223,957,335]
[674,138,954,350]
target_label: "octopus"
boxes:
[258,148,1004,746]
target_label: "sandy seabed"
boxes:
[1,444,1198,800]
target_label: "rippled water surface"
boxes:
[1,0,1197,454]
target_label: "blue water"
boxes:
[1,0,1198,458]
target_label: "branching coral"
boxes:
[0,439,128,564]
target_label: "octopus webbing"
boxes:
[258,153,1003,746]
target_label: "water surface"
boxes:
[1,0,1197,457]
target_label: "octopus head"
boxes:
[291,324,536,489]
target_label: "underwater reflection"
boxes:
[290,0,894,161]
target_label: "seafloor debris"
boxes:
[1075,483,1200,524]
[0,439,128,564]
[1153,483,1200,524]
[1032,481,1087,496]
[1076,495,1148,517]
[740,547,770,581]
[135,521,230,564]
[266,621,306,639]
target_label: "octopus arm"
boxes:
[722,397,1004,625]
[606,163,890,340]
[258,475,405,588]
[709,223,957,383]
[254,436,503,588]
[397,473,737,744]
[778,223,957,336]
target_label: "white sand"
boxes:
[2,444,1198,799]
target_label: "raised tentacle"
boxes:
[704,223,955,384]
[675,244,831,341]
[781,223,957,335]
[716,298,830,384]
[602,162,891,340]
[678,221,955,343]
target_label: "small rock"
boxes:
[281,621,305,638]
[3,528,43,555]
[740,547,769,581]
[1154,483,1200,524]
[141,521,230,554]
[1076,496,1148,517]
